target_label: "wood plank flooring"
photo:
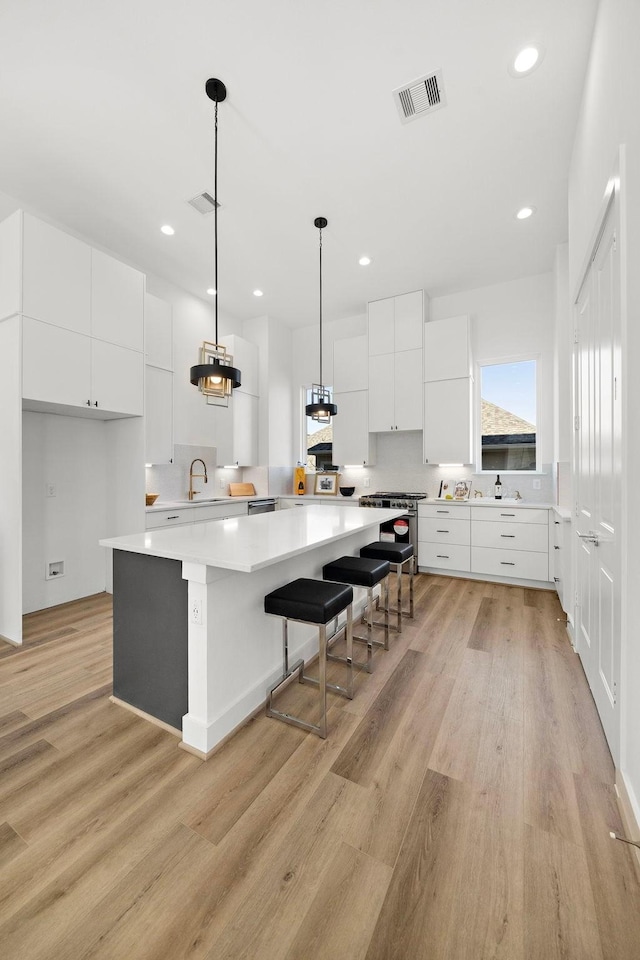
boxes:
[0,579,639,959]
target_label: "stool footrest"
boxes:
[301,674,353,700]
[267,658,305,700]
[266,707,324,738]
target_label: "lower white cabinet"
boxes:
[332,390,376,465]
[418,502,550,583]
[423,377,473,464]
[145,366,173,463]
[146,500,248,530]
[550,513,572,614]
[22,316,143,416]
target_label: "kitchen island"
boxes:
[100,504,403,757]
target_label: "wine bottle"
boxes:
[494,474,502,500]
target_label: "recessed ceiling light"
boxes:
[359,256,371,266]
[160,224,175,236]
[253,289,263,297]
[516,206,535,220]
[206,287,216,296]
[509,44,544,77]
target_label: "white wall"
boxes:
[568,0,640,819]
[22,412,108,613]
[0,317,22,642]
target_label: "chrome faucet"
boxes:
[188,459,208,501]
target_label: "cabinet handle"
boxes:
[500,561,516,566]
[554,545,560,550]
[554,577,560,582]
[436,510,450,514]
[500,534,515,538]
[93,401,98,407]
[500,513,516,517]
[86,400,91,406]
[554,520,560,525]
[436,554,450,559]
[166,515,179,520]
[436,529,450,534]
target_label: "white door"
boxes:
[574,195,621,762]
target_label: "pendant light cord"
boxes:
[318,224,323,386]
[214,97,219,343]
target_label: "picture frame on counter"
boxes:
[314,473,340,495]
[453,479,471,500]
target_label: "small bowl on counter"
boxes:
[145,493,159,506]
[339,486,356,497]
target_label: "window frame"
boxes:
[475,353,541,475]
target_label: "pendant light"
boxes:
[305,217,337,422]
[190,77,241,402]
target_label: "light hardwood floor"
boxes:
[1,577,639,959]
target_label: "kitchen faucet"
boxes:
[188,459,208,501]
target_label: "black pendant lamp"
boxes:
[305,217,337,422]
[190,78,241,401]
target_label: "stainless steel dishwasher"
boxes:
[247,498,277,515]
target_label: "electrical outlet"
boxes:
[533,479,541,490]
[190,598,202,625]
[46,482,56,498]
[219,478,226,489]
[363,477,370,488]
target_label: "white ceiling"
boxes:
[0,0,597,328]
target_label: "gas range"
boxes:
[359,491,427,513]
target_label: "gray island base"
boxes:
[101,504,403,757]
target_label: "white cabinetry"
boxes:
[22,317,143,416]
[332,335,376,465]
[470,506,549,582]
[423,316,473,464]
[550,512,571,615]
[368,291,423,432]
[144,293,173,464]
[145,500,248,530]
[22,212,91,333]
[213,335,259,466]
[418,503,471,572]
[91,249,144,351]
[4,211,144,419]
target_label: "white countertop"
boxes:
[422,498,555,509]
[101,504,404,573]
[146,495,263,513]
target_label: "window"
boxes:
[479,359,537,471]
[302,386,334,471]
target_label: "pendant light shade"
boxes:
[305,217,337,422]
[190,77,241,401]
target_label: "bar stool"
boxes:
[264,577,354,739]
[322,556,390,672]
[359,541,415,633]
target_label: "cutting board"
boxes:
[229,482,256,497]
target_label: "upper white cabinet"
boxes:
[333,335,368,393]
[221,334,259,396]
[22,317,143,416]
[368,291,423,355]
[1,210,145,419]
[423,315,474,464]
[212,336,260,466]
[144,293,173,369]
[423,378,473,464]
[332,390,376,465]
[368,291,424,432]
[91,249,144,352]
[22,212,92,334]
[424,315,471,382]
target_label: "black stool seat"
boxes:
[265,578,353,625]
[322,556,390,588]
[360,541,414,564]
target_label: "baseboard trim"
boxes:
[109,696,182,739]
[615,768,640,880]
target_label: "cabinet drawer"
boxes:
[145,510,192,529]
[418,542,471,572]
[419,517,470,545]
[471,520,548,552]
[419,504,471,520]
[470,506,549,524]
[193,502,247,521]
[471,546,549,581]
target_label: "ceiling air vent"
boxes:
[187,191,219,215]
[393,69,446,124]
